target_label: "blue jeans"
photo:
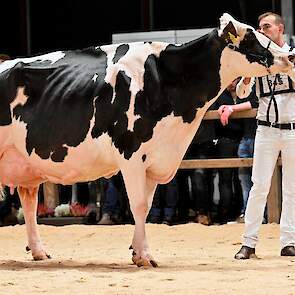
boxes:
[101,179,120,216]
[150,177,178,219]
[216,137,241,222]
[237,137,254,214]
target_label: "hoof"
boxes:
[33,254,51,261]
[131,251,158,267]
[27,245,51,260]
[150,260,158,267]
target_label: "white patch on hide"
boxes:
[11,87,28,109]
[92,73,98,82]
[99,42,169,131]
[0,51,66,74]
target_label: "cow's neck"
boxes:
[157,29,228,123]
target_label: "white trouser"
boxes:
[243,125,295,249]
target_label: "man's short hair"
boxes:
[258,12,285,27]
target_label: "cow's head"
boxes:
[218,13,295,77]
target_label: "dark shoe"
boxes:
[148,215,161,224]
[281,246,295,256]
[97,213,114,225]
[162,216,173,226]
[234,246,256,260]
[85,210,97,224]
[236,214,245,224]
[218,207,230,225]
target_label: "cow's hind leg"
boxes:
[122,167,158,267]
[18,186,50,260]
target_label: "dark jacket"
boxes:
[214,90,244,141]
[236,90,258,139]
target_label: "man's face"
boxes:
[257,15,283,44]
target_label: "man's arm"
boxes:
[218,88,258,126]
[218,101,252,126]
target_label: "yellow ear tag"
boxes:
[228,32,239,43]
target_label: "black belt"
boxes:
[257,120,295,130]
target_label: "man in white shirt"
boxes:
[232,12,295,259]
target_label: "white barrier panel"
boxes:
[112,28,214,44]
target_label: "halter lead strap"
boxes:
[265,40,293,123]
[266,74,279,123]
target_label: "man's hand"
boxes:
[218,105,233,126]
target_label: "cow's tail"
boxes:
[0,51,8,196]
[0,184,5,200]
[0,54,10,200]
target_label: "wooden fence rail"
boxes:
[180,109,282,223]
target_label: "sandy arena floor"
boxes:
[0,223,294,295]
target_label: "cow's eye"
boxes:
[228,44,235,50]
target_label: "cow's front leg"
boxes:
[18,186,50,260]
[122,166,158,267]
[130,213,158,267]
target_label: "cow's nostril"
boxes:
[288,55,295,63]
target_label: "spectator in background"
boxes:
[98,172,130,225]
[177,117,216,225]
[42,182,59,210]
[0,187,21,226]
[59,184,72,204]
[214,78,244,224]
[148,176,179,226]
[217,88,259,223]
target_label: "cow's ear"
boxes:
[221,21,239,44]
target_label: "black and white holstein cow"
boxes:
[0,13,294,267]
